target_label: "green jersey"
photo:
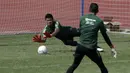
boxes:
[41,20,71,38]
[79,14,112,49]
[41,20,61,37]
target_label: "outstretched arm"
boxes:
[45,21,60,37]
[51,28,60,37]
[32,34,46,43]
[99,21,117,58]
[51,21,61,36]
[99,21,113,48]
[33,25,48,43]
[43,28,60,38]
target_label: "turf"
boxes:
[0,33,130,73]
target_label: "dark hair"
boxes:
[89,3,99,13]
[45,13,53,20]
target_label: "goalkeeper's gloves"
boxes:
[110,44,117,58]
[43,32,52,38]
[32,34,46,43]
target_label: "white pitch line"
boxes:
[0,59,130,69]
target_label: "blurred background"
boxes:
[0,0,130,35]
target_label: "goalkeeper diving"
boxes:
[33,13,104,52]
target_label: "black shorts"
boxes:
[74,44,100,58]
[55,27,80,40]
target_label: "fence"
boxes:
[0,0,130,34]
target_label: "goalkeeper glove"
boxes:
[32,34,45,43]
[43,32,52,38]
[110,44,117,58]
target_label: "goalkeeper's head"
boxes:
[45,13,54,26]
[89,3,99,15]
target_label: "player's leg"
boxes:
[54,26,78,46]
[55,36,78,46]
[66,45,85,73]
[61,39,78,46]
[59,27,79,46]
[55,32,78,46]
[69,27,80,37]
[85,49,108,73]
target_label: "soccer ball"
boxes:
[37,45,48,54]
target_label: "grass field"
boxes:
[0,33,130,73]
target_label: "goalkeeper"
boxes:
[33,13,103,51]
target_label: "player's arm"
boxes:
[50,21,60,37]
[43,21,61,38]
[99,21,117,58]
[32,34,46,43]
[40,26,48,42]
[32,26,47,43]
[33,25,51,43]
[51,28,60,37]
[99,21,113,48]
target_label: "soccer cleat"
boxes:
[97,48,104,52]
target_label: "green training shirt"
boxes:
[79,13,112,49]
[41,20,61,37]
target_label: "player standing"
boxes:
[66,3,117,73]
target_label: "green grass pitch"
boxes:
[0,33,130,73]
